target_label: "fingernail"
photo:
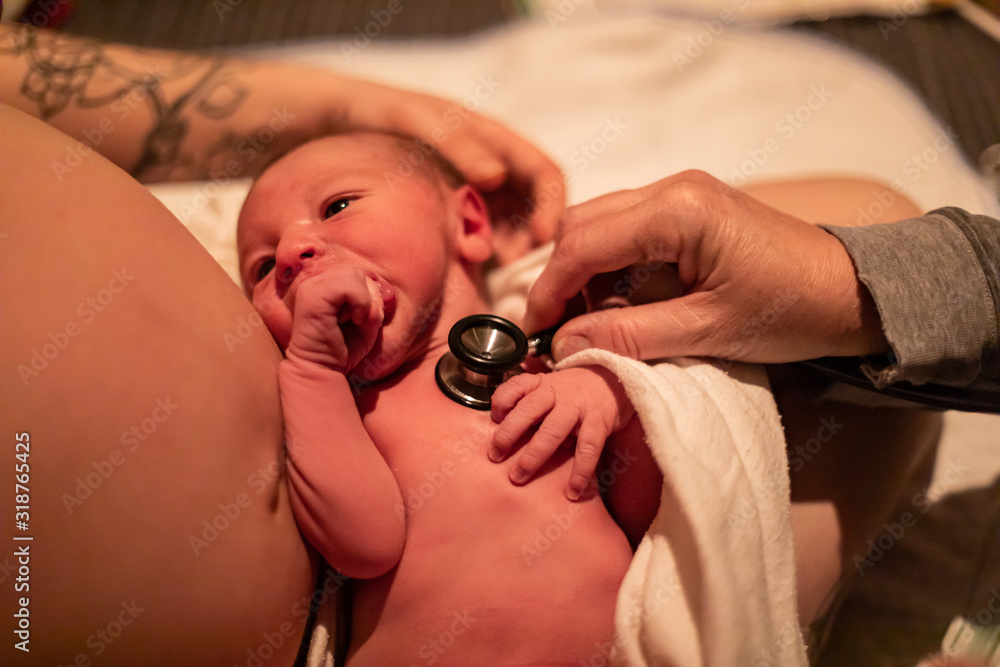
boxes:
[567,486,581,501]
[510,467,528,484]
[488,447,503,463]
[470,160,505,187]
[554,334,590,359]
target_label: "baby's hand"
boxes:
[490,366,635,500]
[286,266,385,374]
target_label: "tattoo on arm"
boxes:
[1,24,251,180]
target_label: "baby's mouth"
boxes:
[369,273,397,324]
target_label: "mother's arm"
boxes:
[0,104,315,666]
[0,23,563,257]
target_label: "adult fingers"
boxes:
[468,117,565,245]
[523,199,680,334]
[549,295,716,362]
[559,186,644,234]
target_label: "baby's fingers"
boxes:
[491,374,542,424]
[566,416,609,501]
[510,407,579,485]
[339,276,384,330]
[489,376,550,463]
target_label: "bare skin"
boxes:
[0,105,313,666]
[0,23,564,261]
[237,134,657,664]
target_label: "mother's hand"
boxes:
[524,170,888,363]
[334,76,564,263]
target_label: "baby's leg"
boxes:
[743,177,942,625]
[0,106,314,666]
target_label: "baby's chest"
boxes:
[360,380,498,476]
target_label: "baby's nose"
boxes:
[276,241,323,285]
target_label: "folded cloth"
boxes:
[557,350,806,666]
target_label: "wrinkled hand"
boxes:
[286,266,385,374]
[490,366,635,500]
[334,76,564,263]
[524,170,888,363]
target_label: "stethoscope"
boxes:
[436,315,1000,414]
[435,314,556,410]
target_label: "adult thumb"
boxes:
[549,298,715,363]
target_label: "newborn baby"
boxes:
[236,131,660,665]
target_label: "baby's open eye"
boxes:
[324,198,351,219]
[256,258,276,282]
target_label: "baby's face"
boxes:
[237,133,461,370]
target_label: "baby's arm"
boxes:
[490,366,636,500]
[279,269,405,578]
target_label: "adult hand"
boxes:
[0,24,564,260]
[524,170,889,364]
[334,76,564,263]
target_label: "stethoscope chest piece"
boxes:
[436,314,540,410]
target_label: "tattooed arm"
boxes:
[0,24,562,253]
[0,23,335,182]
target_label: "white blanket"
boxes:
[559,350,805,666]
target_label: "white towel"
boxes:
[556,350,805,665]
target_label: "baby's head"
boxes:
[237,131,493,368]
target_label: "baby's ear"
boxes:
[452,184,493,264]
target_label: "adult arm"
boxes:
[822,207,999,387]
[0,23,563,251]
[524,171,999,387]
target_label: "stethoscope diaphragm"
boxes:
[435,314,554,410]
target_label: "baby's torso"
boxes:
[345,359,633,666]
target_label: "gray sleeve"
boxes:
[820,207,999,388]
